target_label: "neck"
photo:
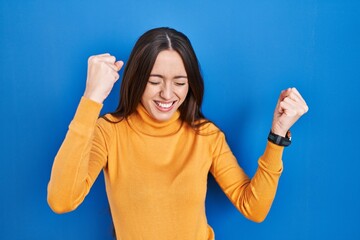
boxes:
[127,104,183,137]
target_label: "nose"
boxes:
[160,83,173,100]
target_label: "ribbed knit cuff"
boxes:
[259,141,284,172]
[69,97,103,135]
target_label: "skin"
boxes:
[140,50,189,122]
[83,53,308,136]
[271,87,309,136]
[83,53,123,104]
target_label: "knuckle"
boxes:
[91,56,101,63]
[298,106,308,115]
[305,105,309,112]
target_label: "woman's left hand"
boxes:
[271,88,309,137]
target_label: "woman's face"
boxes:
[141,50,189,122]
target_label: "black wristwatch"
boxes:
[268,130,292,147]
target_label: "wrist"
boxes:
[83,91,105,104]
[271,127,287,137]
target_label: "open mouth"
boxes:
[154,100,177,111]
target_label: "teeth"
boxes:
[156,101,173,108]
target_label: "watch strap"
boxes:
[268,130,291,147]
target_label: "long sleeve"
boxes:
[47,97,108,213]
[210,132,283,223]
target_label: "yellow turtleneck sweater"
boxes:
[48,97,283,240]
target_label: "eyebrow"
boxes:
[149,74,188,79]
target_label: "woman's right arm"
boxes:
[47,54,123,213]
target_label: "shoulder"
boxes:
[195,119,224,137]
[96,113,124,135]
[194,119,232,157]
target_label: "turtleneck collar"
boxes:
[127,104,183,137]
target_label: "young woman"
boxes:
[48,27,308,239]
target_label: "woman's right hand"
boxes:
[83,53,124,104]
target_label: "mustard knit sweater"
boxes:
[48,97,284,240]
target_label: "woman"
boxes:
[48,27,308,239]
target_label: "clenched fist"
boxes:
[83,53,124,104]
[271,88,309,137]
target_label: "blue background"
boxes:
[1,0,359,239]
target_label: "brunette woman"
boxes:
[48,27,308,240]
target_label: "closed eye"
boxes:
[175,82,187,86]
[148,81,161,85]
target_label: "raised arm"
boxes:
[211,88,308,222]
[47,54,123,213]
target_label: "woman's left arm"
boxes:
[210,88,308,222]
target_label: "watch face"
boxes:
[286,130,292,140]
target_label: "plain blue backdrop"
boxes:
[1,0,359,239]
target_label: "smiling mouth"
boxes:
[154,101,177,111]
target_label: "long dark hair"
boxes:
[104,27,207,129]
